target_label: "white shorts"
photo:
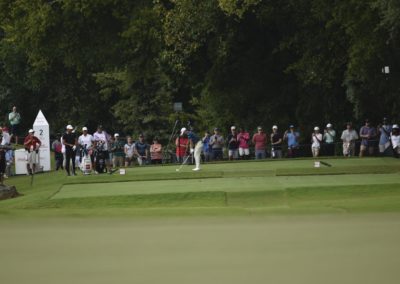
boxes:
[26,151,38,164]
[239,148,249,156]
[228,149,239,159]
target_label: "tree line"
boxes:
[0,0,399,143]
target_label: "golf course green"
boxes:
[1,157,399,283]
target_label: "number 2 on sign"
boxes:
[40,129,43,136]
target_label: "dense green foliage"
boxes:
[0,0,399,138]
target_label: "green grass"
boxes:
[1,157,400,284]
[1,157,399,217]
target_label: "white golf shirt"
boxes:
[79,134,94,149]
[391,134,400,149]
[93,131,109,151]
[311,133,323,148]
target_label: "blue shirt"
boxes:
[379,125,392,145]
[287,132,299,148]
[187,131,200,144]
[135,142,148,156]
[202,136,211,153]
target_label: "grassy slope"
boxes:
[0,157,399,217]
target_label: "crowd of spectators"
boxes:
[0,106,400,177]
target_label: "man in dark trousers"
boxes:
[62,125,77,176]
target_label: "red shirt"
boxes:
[24,135,41,151]
[252,133,267,150]
[175,137,188,157]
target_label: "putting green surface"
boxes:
[1,214,400,284]
[53,173,400,199]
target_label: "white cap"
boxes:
[28,129,34,133]
[114,133,119,137]
[66,125,73,130]
[231,126,236,130]
[393,124,399,129]
[82,127,88,131]
[272,125,278,130]
[314,126,320,131]
[180,127,187,135]
[326,123,332,128]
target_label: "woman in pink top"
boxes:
[237,128,250,159]
[252,126,267,159]
[150,137,163,164]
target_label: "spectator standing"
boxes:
[378,118,392,156]
[209,128,224,160]
[93,125,112,174]
[252,126,267,159]
[311,127,323,157]
[359,119,377,157]
[150,137,163,164]
[1,127,11,146]
[24,129,42,175]
[111,133,125,168]
[237,128,250,159]
[341,122,359,157]
[284,125,300,158]
[202,131,211,162]
[8,106,21,144]
[62,125,77,176]
[176,128,189,164]
[52,134,64,171]
[124,136,135,167]
[134,134,149,166]
[323,123,336,156]
[227,126,239,160]
[391,124,400,158]
[270,125,283,158]
[4,146,14,178]
[78,127,94,167]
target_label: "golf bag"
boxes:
[94,142,107,173]
[80,145,92,175]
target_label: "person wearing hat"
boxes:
[227,126,239,160]
[176,128,189,164]
[252,126,267,159]
[323,123,336,156]
[209,128,224,160]
[378,118,392,156]
[341,122,358,157]
[78,127,94,167]
[359,119,377,157]
[181,128,203,171]
[391,124,400,158]
[23,129,42,175]
[270,125,283,158]
[62,125,77,176]
[311,126,323,157]
[237,128,250,160]
[111,133,125,168]
[134,134,150,166]
[284,125,300,158]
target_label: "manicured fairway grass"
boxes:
[1,157,400,284]
[0,157,399,216]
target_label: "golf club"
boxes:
[175,154,192,172]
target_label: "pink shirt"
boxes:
[252,133,267,150]
[237,132,250,149]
